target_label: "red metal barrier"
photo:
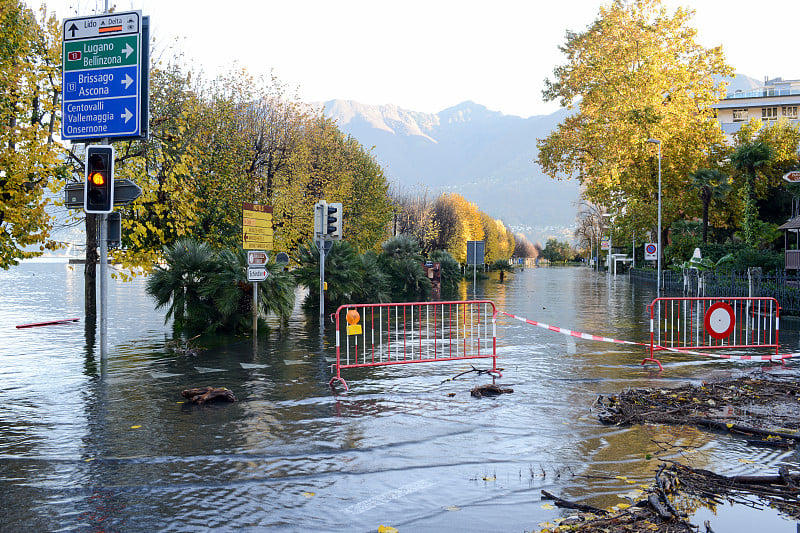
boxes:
[329,300,500,390]
[644,297,780,370]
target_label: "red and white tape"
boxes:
[498,310,800,362]
[498,310,645,346]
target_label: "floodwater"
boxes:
[1,262,799,532]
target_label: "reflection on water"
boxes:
[1,262,798,531]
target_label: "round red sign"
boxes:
[704,302,735,340]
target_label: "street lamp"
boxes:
[647,138,662,298]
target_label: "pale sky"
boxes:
[29,0,800,118]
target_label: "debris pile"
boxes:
[594,375,800,446]
[181,386,237,404]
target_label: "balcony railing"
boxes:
[726,88,800,99]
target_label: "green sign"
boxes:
[63,35,138,72]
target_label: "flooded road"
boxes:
[1,262,798,531]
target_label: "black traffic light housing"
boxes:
[326,202,342,240]
[84,145,114,213]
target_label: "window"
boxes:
[762,107,778,120]
[732,109,748,122]
[782,106,798,119]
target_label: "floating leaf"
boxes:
[482,475,496,481]
[131,425,142,429]
[541,503,555,510]
[443,505,460,512]
[378,526,398,533]
[302,492,315,498]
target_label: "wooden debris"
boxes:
[181,386,237,404]
[595,375,800,439]
[470,384,513,398]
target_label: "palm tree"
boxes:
[731,142,773,246]
[293,240,364,309]
[379,234,432,299]
[688,168,731,243]
[146,238,218,331]
[430,249,461,292]
[146,238,295,334]
[356,250,391,303]
[204,248,295,332]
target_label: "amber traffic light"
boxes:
[84,145,114,213]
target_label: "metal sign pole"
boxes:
[253,281,258,335]
[319,241,326,330]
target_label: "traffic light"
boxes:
[314,201,327,239]
[84,145,114,213]
[326,202,342,240]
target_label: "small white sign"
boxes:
[247,267,268,282]
[644,243,658,260]
[248,251,268,266]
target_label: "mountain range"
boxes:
[321,74,762,244]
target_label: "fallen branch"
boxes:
[540,490,608,515]
[181,386,237,404]
[694,419,800,441]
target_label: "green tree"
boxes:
[541,238,573,263]
[730,141,772,246]
[537,0,731,244]
[688,168,730,243]
[145,238,219,332]
[293,240,364,309]
[0,2,63,268]
[430,249,461,293]
[145,238,294,334]
[379,234,431,299]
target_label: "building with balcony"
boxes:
[713,77,800,138]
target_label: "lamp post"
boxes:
[647,138,662,298]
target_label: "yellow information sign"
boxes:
[242,202,273,250]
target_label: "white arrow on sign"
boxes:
[122,108,133,123]
[122,73,134,89]
[122,43,134,58]
[248,251,268,266]
[783,171,800,183]
[247,267,269,282]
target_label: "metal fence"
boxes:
[630,268,800,314]
[329,300,499,390]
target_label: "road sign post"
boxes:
[62,11,146,141]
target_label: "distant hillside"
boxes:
[322,99,580,243]
[322,74,763,244]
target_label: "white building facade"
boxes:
[713,78,800,138]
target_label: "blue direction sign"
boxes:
[61,11,143,141]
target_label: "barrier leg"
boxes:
[329,375,349,391]
[641,357,663,371]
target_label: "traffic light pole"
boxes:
[99,211,108,362]
[319,241,325,330]
[99,137,110,363]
